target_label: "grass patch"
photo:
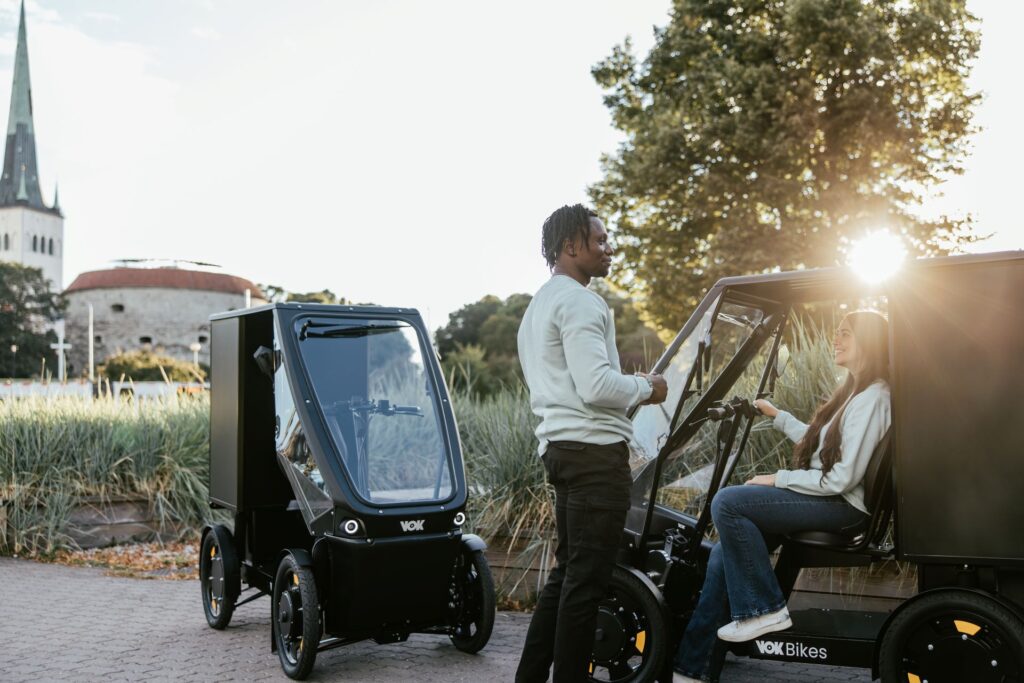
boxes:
[0,394,213,556]
[4,321,864,606]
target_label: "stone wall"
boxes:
[64,286,265,375]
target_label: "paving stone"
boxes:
[0,557,874,682]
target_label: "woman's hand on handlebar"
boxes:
[752,399,779,418]
[745,473,777,487]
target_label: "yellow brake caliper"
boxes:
[954,620,981,636]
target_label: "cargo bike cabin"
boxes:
[198,303,495,680]
[580,251,1024,683]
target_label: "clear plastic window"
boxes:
[297,318,453,504]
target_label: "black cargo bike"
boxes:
[198,303,495,679]
[582,251,1024,683]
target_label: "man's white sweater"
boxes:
[517,275,652,456]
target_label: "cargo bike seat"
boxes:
[784,427,894,557]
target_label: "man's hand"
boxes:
[745,473,777,487]
[638,373,668,405]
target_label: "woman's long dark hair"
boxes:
[790,311,889,476]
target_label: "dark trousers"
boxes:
[515,440,631,683]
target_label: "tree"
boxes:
[590,280,665,372]
[258,283,287,303]
[257,284,349,305]
[591,0,981,330]
[287,289,348,305]
[440,343,523,397]
[0,262,64,378]
[436,288,664,396]
[98,349,206,383]
[436,294,525,397]
[435,295,504,358]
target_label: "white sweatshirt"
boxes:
[773,380,891,513]
[517,275,652,456]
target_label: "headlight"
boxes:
[341,518,361,535]
[453,512,466,526]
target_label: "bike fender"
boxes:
[461,533,487,553]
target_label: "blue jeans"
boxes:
[673,485,867,680]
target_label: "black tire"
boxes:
[588,565,668,683]
[450,548,496,653]
[199,525,240,630]
[879,590,1024,683]
[272,553,321,680]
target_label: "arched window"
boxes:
[111,304,125,313]
[139,336,153,345]
[32,235,37,251]
[48,238,54,255]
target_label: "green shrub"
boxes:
[98,349,206,383]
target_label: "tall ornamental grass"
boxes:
[455,385,548,547]
[734,317,841,478]
[0,394,211,555]
[1,321,861,603]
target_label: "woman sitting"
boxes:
[673,310,891,682]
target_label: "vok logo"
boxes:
[400,519,425,532]
[754,639,828,661]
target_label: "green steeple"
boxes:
[0,1,57,213]
[7,1,33,137]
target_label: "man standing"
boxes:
[515,204,668,682]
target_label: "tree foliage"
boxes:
[286,289,348,305]
[436,294,529,396]
[591,0,981,329]
[0,262,64,377]
[257,284,348,305]
[436,286,664,396]
[590,280,665,372]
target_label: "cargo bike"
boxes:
[583,251,1024,682]
[198,303,495,679]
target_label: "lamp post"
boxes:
[189,342,202,368]
[9,343,16,380]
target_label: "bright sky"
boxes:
[1,1,1020,332]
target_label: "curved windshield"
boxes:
[296,316,453,505]
[630,297,719,471]
[626,298,766,532]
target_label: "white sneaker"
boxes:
[716,607,792,643]
[673,673,703,683]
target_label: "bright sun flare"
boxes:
[847,230,907,283]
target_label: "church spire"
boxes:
[0,1,55,213]
[7,2,33,138]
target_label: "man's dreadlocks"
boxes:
[541,204,598,269]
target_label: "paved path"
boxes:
[0,557,874,682]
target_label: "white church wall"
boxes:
[0,207,64,290]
